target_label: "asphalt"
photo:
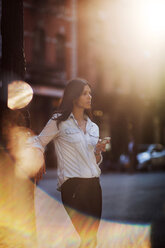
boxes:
[36,170,165,248]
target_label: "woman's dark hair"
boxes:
[53,78,92,127]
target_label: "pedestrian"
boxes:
[32,78,109,248]
[128,135,137,173]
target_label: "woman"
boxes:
[33,78,109,248]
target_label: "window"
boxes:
[54,0,66,15]
[33,28,45,64]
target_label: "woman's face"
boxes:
[74,85,92,110]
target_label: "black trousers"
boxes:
[61,177,102,247]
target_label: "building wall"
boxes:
[23,0,78,117]
[23,0,77,89]
[77,0,100,88]
[23,0,78,167]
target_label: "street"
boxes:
[35,170,165,247]
[38,170,165,223]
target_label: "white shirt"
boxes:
[31,113,102,190]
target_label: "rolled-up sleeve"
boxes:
[29,118,60,153]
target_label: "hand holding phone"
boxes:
[99,137,111,144]
[98,137,111,151]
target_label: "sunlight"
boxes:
[139,0,165,38]
[93,0,165,96]
[8,126,44,179]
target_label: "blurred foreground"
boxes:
[1,145,165,248]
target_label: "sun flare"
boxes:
[139,0,165,37]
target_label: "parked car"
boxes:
[119,144,165,172]
[137,144,165,171]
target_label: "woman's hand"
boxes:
[95,138,110,164]
[95,137,111,155]
[34,162,46,183]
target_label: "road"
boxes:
[36,170,165,247]
[38,170,165,223]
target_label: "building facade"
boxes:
[23,0,78,129]
[23,0,78,167]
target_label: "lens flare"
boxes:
[89,0,165,97]
[0,149,37,248]
[8,80,33,110]
[7,126,44,179]
[139,0,165,37]
[35,186,151,248]
[0,147,151,248]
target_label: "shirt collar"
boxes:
[69,112,89,121]
[69,112,74,119]
[69,112,92,126]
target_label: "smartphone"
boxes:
[100,137,111,151]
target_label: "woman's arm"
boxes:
[30,117,60,152]
[95,138,110,165]
[95,152,103,165]
[28,117,60,182]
